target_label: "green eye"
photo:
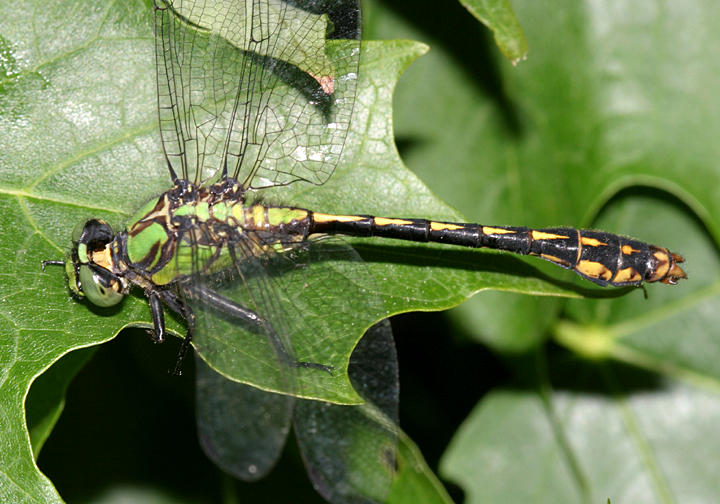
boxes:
[72,221,86,243]
[78,265,124,307]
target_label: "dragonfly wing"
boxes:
[154,0,360,188]
[185,235,301,395]
[294,320,399,504]
[195,354,292,481]
[186,235,301,480]
[187,234,384,402]
[188,235,395,491]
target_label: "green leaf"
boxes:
[0,0,512,500]
[0,2,179,500]
[457,0,528,64]
[440,363,720,503]
[388,429,454,504]
[363,0,720,501]
[5,0,715,502]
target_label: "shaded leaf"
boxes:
[388,430,454,504]
[367,0,720,502]
[441,365,720,503]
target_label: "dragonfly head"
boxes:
[65,219,128,307]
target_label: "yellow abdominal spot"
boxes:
[251,205,266,228]
[430,222,464,231]
[621,244,641,255]
[651,250,670,279]
[313,213,365,223]
[541,253,571,267]
[482,226,515,235]
[581,236,607,247]
[532,230,569,240]
[374,217,413,226]
[267,207,308,225]
[576,260,613,280]
[612,267,642,283]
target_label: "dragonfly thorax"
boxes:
[123,178,311,287]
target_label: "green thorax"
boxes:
[123,182,311,286]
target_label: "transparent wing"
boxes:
[190,237,392,486]
[294,320,399,504]
[154,0,360,188]
[186,236,381,400]
[195,355,292,480]
[184,236,303,396]
[188,236,305,480]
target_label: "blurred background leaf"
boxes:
[366,0,720,502]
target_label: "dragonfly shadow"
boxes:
[268,55,335,121]
[285,0,360,40]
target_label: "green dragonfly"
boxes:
[43,0,398,502]
[43,0,687,501]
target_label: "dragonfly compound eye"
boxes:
[77,265,125,307]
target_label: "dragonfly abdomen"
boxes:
[307,213,686,287]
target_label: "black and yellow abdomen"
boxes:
[307,214,686,287]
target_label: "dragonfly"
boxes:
[42,0,687,501]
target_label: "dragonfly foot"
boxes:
[41,260,64,272]
[146,329,164,344]
[295,361,334,374]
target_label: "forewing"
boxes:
[154,0,360,187]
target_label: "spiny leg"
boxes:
[172,309,195,376]
[148,288,195,375]
[148,291,165,343]
[183,283,332,374]
[41,260,65,271]
[226,244,332,373]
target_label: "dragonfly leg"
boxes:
[41,260,65,272]
[172,310,194,376]
[295,360,334,373]
[184,284,332,374]
[148,291,165,343]
[148,288,195,376]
